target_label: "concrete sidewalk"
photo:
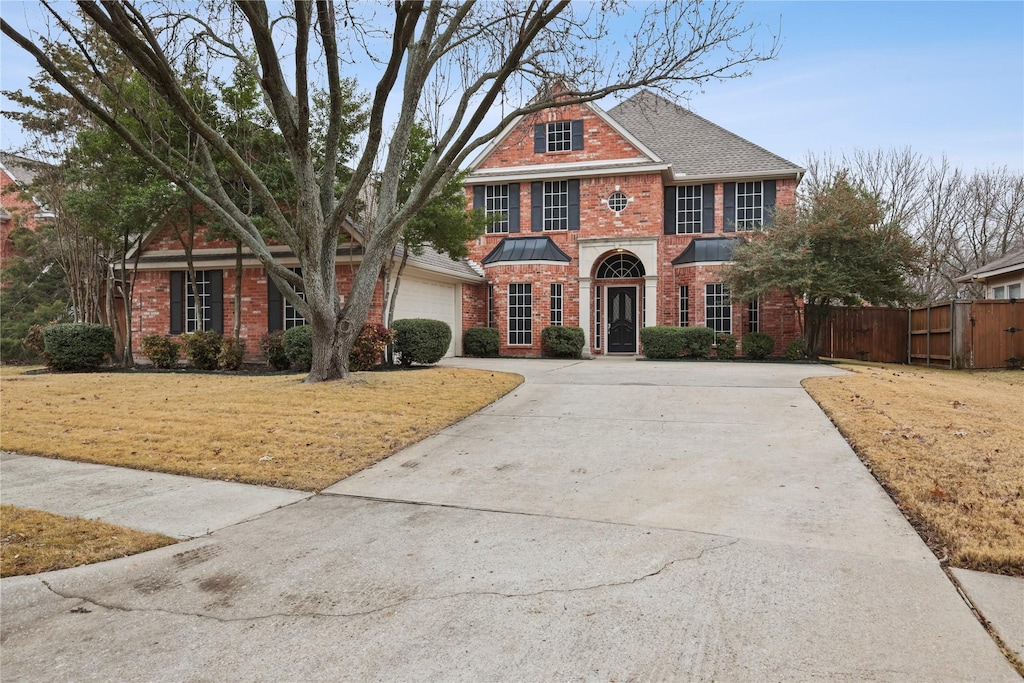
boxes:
[0,451,311,538]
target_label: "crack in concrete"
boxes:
[38,539,738,625]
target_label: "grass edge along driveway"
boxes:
[1,366,523,492]
[803,362,1023,576]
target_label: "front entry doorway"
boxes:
[607,286,637,353]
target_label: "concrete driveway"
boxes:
[1,359,1016,681]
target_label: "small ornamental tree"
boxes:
[724,173,922,355]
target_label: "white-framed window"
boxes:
[508,283,532,345]
[748,299,759,333]
[544,180,569,231]
[676,185,702,234]
[594,286,602,350]
[546,121,572,152]
[550,283,563,326]
[607,191,628,213]
[679,285,689,326]
[485,185,510,234]
[1009,283,1022,299]
[736,181,763,231]
[185,271,213,333]
[283,268,306,329]
[705,283,732,333]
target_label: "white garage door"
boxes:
[392,277,458,356]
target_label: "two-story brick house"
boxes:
[461,89,805,356]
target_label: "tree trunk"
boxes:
[306,308,353,382]
[385,248,410,365]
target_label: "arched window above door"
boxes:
[596,252,645,279]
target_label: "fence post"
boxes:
[925,306,931,367]
[949,300,955,369]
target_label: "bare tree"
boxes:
[3,0,779,381]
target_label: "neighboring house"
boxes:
[129,217,482,359]
[460,89,805,356]
[955,248,1024,300]
[0,151,54,267]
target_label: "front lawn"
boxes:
[0,505,177,577]
[803,363,1023,575]
[0,366,522,491]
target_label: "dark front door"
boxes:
[607,287,637,353]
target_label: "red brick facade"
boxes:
[463,99,803,357]
[1,159,50,269]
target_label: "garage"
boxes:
[391,276,460,356]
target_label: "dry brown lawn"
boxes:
[0,366,522,491]
[0,505,177,577]
[804,363,1023,575]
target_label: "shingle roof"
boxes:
[401,242,484,281]
[607,90,803,178]
[0,151,49,187]
[671,236,742,265]
[957,247,1024,281]
[481,236,572,265]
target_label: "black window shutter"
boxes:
[267,275,283,332]
[473,185,484,210]
[568,179,580,231]
[663,186,677,235]
[208,270,224,334]
[762,180,777,226]
[534,124,546,153]
[531,181,543,232]
[169,271,184,334]
[508,183,520,233]
[702,184,716,234]
[723,182,736,233]
[571,119,584,150]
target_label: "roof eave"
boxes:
[664,168,805,184]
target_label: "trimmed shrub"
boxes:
[715,332,737,360]
[742,332,776,360]
[392,318,451,367]
[640,326,685,359]
[218,337,246,371]
[180,330,223,370]
[43,323,115,371]
[260,330,291,370]
[680,326,715,358]
[464,327,499,358]
[350,323,392,371]
[283,325,313,371]
[141,334,180,369]
[785,338,809,361]
[542,326,585,359]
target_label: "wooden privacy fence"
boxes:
[808,301,1024,369]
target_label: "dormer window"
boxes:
[534,120,584,153]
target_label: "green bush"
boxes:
[180,330,223,370]
[141,334,180,369]
[715,332,737,360]
[0,338,39,364]
[283,325,313,371]
[392,318,451,367]
[680,326,715,358]
[542,326,585,358]
[785,338,809,361]
[218,337,246,371]
[639,326,685,359]
[260,330,291,370]
[43,323,115,371]
[742,332,776,360]
[463,327,499,357]
[350,323,392,371]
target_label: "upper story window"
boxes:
[543,180,569,231]
[534,120,584,153]
[736,181,763,231]
[485,185,510,234]
[664,184,714,235]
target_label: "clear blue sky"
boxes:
[2,1,1021,172]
